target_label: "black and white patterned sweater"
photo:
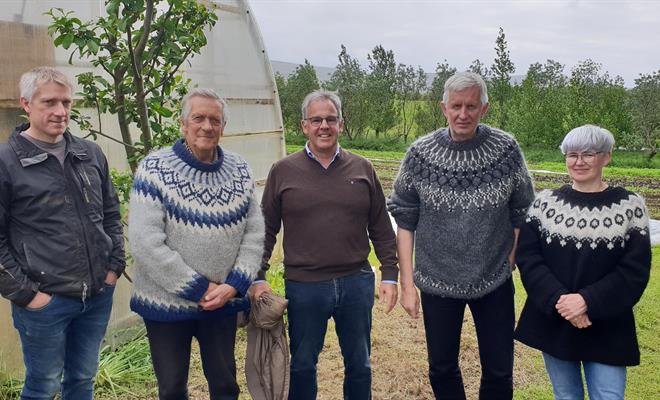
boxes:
[515,185,651,366]
[388,125,535,299]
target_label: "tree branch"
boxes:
[83,129,139,149]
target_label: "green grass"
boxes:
[528,161,660,178]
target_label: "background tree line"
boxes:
[275,28,659,161]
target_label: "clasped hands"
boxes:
[556,293,591,329]
[199,282,237,311]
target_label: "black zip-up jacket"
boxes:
[0,124,125,307]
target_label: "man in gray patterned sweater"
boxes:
[388,72,534,400]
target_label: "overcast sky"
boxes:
[248,0,660,87]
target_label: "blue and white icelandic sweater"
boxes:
[129,139,265,321]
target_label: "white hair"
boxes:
[560,124,615,154]
[301,90,343,120]
[442,72,489,105]
[181,88,229,124]
[19,66,74,102]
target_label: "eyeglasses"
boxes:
[565,151,602,165]
[305,116,340,127]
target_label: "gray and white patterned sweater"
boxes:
[388,125,535,299]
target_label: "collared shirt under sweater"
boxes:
[260,148,398,282]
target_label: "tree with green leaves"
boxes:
[507,60,567,147]
[628,70,660,160]
[327,45,369,140]
[564,59,632,143]
[48,0,218,173]
[468,58,490,79]
[366,45,397,137]
[395,64,426,142]
[490,27,515,129]
[276,60,320,134]
[414,60,456,136]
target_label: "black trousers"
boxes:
[144,315,239,400]
[420,279,515,400]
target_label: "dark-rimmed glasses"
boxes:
[305,116,340,127]
[565,151,602,165]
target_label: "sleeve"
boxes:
[387,148,420,231]
[516,213,570,316]
[259,164,282,280]
[128,163,210,303]
[99,149,126,276]
[366,162,399,282]
[578,198,652,320]
[224,189,265,296]
[508,144,535,228]
[0,161,39,307]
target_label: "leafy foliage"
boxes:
[414,60,456,136]
[366,45,398,137]
[276,60,320,134]
[628,70,660,160]
[48,0,218,173]
[395,64,426,142]
[490,27,515,128]
[327,45,370,140]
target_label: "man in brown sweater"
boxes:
[252,90,398,399]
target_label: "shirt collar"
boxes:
[304,142,341,167]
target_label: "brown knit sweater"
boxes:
[260,149,398,282]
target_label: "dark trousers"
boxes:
[420,279,515,400]
[285,268,375,400]
[144,315,239,400]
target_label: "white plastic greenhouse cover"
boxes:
[0,0,284,377]
[0,0,285,179]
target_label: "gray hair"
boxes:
[560,124,615,154]
[181,88,229,124]
[19,66,74,102]
[442,72,489,105]
[301,90,343,120]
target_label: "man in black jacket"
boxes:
[0,66,125,400]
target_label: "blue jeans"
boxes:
[542,353,627,400]
[11,284,115,400]
[285,267,375,400]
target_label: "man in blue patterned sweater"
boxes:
[128,88,265,400]
[389,72,535,400]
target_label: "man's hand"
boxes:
[379,282,398,314]
[249,281,272,302]
[569,313,592,329]
[199,283,237,311]
[556,293,588,320]
[104,271,118,285]
[400,285,420,319]
[26,291,52,309]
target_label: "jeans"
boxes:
[144,315,239,400]
[420,278,515,400]
[285,267,375,400]
[11,284,115,400]
[542,353,627,400]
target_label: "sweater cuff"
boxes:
[380,265,399,282]
[178,274,210,303]
[225,270,252,297]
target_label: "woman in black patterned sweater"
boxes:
[515,125,651,400]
